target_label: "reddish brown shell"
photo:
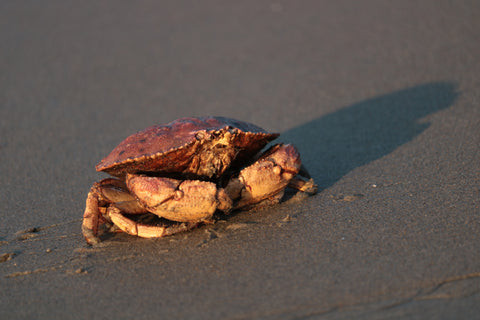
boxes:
[96,116,279,178]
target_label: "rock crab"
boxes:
[82,116,317,244]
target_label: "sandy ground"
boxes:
[1,1,479,319]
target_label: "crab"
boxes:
[82,116,317,244]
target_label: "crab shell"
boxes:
[96,116,279,179]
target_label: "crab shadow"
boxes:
[279,82,458,189]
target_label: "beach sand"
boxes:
[1,1,479,318]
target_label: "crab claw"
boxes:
[225,144,302,209]
[125,174,232,223]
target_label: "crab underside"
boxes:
[82,117,317,244]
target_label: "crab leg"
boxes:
[107,206,200,238]
[82,187,102,244]
[82,178,148,244]
[284,162,318,203]
[288,176,318,195]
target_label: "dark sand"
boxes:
[1,1,479,319]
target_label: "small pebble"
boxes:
[75,268,86,274]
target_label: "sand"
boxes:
[1,1,479,319]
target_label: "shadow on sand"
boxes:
[280,82,458,189]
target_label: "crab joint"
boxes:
[216,188,233,212]
[273,165,282,176]
[174,190,184,200]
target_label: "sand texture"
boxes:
[1,1,479,319]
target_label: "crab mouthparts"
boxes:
[187,140,238,179]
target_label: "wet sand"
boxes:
[1,1,479,319]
